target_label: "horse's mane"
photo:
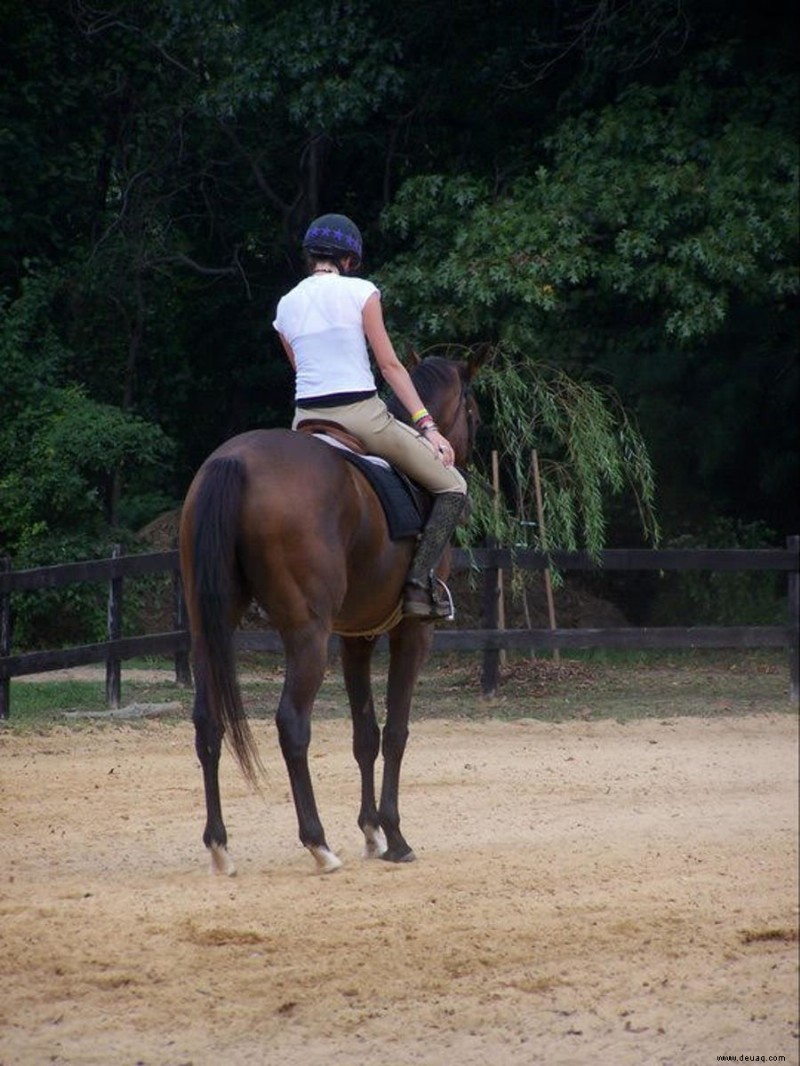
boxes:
[386,357,459,424]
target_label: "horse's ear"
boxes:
[466,343,492,381]
[406,345,422,368]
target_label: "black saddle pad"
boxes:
[337,450,426,540]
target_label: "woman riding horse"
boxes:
[180,221,482,876]
[274,213,467,620]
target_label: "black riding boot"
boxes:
[403,492,467,620]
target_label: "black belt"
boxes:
[297,389,377,409]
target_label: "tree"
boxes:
[0,0,796,571]
[0,272,173,561]
[377,52,798,537]
[449,344,659,557]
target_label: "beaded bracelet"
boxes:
[416,415,438,434]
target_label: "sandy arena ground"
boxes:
[0,713,797,1066]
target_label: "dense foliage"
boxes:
[1,0,797,587]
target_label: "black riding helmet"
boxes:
[302,213,362,271]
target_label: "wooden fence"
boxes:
[1,536,798,717]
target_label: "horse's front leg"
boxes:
[379,621,434,863]
[276,624,341,873]
[192,660,236,876]
[340,635,386,859]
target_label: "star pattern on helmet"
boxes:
[306,225,360,251]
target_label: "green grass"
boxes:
[2,648,794,731]
[5,677,186,729]
[9,680,110,721]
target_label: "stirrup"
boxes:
[403,575,455,622]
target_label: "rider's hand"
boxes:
[424,428,455,467]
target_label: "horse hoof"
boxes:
[362,826,388,859]
[209,843,237,877]
[380,847,416,864]
[309,845,343,873]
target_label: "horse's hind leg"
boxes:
[192,658,236,876]
[379,622,435,863]
[340,635,387,859]
[276,624,341,873]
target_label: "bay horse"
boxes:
[179,354,481,875]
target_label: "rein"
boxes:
[435,381,475,472]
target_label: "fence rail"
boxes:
[1,537,798,717]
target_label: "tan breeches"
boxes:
[293,394,467,495]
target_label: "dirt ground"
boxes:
[1,711,797,1066]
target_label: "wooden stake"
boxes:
[106,543,123,708]
[491,450,506,668]
[532,450,559,663]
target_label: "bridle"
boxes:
[436,376,477,472]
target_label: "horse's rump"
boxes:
[182,428,413,640]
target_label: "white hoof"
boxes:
[363,826,388,859]
[209,842,237,877]
[309,845,343,873]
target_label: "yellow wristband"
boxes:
[411,407,428,424]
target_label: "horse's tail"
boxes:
[188,456,263,786]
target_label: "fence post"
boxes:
[532,450,559,663]
[788,535,799,707]
[173,566,192,686]
[491,451,507,670]
[480,540,500,698]
[105,543,122,709]
[0,557,10,719]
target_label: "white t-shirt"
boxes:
[273,274,379,402]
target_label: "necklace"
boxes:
[312,268,337,275]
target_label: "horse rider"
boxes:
[273,213,467,620]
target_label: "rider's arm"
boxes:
[362,293,454,466]
[277,334,296,370]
